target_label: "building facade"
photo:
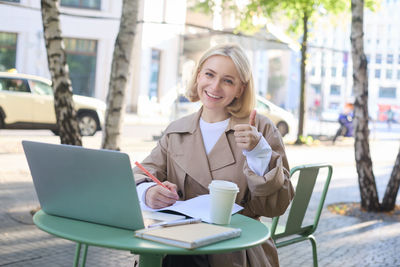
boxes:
[307,1,400,122]
[0,0,121,101]
[0,0,186,116]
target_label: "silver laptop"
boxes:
[22,140,146,231]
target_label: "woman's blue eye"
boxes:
[224,79,233,85]
[205,72,213,77]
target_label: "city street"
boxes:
[1,117,400,266]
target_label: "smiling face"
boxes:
[196,55,244,122]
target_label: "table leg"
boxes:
[73,242,89,267]
[139,253,163,267]
[81,244,88,266]
[74,243,82,267]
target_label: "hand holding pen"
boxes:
[135,161,179,209]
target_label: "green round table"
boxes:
[33,210,270,267]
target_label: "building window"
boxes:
[311,67,315,76]
[397,70,400,80]
[321,67,325,77]
[61,0,100,9]
[328,102,340,109]
[379,87,396,98]
[331,67,337,77]
[64,38,97,97]
[311,84,321,94]
[375,69,381,78]
[0,32,17,71]
[376,54,382,64]
[342,66,347,77]
[330,85,341,95]
[398,54,400,64]
[366,54,370,63]
[387,54,393,64]
[149,49,161,100]
[386,69,393,79]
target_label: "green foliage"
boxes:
[299,135,314,145]
[188,0,213,14]
[191,0,379,41]
[365,0,382,11]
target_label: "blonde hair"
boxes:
[186,43,255,118]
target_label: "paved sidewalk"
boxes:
[1,122,400,266]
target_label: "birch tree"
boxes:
[101,0,139,150]
[351,0,379,211]
[40,0,82,145]
[351,0,400,212]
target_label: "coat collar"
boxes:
[165,107,256,134]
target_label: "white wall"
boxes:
[131,0,187,115]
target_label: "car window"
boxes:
[0,77,30,93]
[0,78,5,91]
[30,80,53,96]
[256,100,270,111]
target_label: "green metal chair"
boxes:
[264,163,333,267]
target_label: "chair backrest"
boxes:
[270,163,333,239]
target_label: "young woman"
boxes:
[134,43,294,267]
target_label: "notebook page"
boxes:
[140,194,243,223]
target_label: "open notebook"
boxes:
[141,194,243,223]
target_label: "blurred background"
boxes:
[0,0,399,140]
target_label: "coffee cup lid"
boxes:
[208,180,239,192]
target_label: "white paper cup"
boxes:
[208,180,239,225]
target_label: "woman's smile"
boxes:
[205,90,223,100]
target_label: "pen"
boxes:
[149,218,202,228]
[134,161,173,193]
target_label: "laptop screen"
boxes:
[22,140,145,231]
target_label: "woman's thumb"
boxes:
[249,110,256,126]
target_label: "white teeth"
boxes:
[206,91,222,99]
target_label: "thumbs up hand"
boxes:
[234,110,261,151]
[249,109,256,126]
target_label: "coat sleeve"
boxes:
[241,120,294,218]
[133,133,169,185]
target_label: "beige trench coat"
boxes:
[134,109,294,267]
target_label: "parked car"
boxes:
[0,72,106,136]
[255,95,296,137]
[173,94,296,137]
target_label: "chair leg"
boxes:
[308,235,318,267]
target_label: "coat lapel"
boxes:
[207,115,253,171]
[207,130,235,171]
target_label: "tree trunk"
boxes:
[295,11,308,144]
[40,0,82,146]
[101,0,139,151]
[381,147,400,211]
[350,0,380,211]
